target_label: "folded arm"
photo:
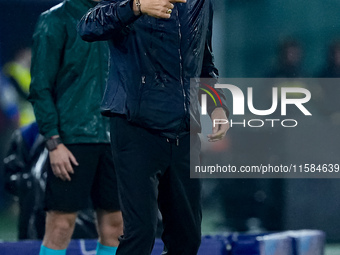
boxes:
[78,0,187,42]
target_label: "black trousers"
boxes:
[110,116,202,255]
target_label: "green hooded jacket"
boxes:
[29,0,110,144]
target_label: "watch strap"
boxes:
[45,137,62,151]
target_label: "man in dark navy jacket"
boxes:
[78,0,229,254]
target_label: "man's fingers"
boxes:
[150,12,171,19]
[210,129,225,137]
[62,173,71,181]
[60,166,71,181]
[207,130,225,140]
[160,11,171,19]
[69,152,79,167]
[65,161,74,175]
[208,138,221,142]
[217,124,230,135]
[52,165,69,181]
[170,0,186,3]
[208,124,229,136]
[207,134,225,142]
[48,145,76,181]
[211,125,219,135]
[64,172,71,181]
[165,3,174,9]
[51,162,72,181]
[51,164,61,178]
[144,0,183,19]
[207,123,230,142]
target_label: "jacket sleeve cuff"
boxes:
[116,0,140,26]
[44,129,60,140]
[207,105,230,118]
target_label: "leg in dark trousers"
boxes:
[110,116,168,255]
[158,134,202,255]
[110,116,202,255]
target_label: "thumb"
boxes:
[212,123,219,134]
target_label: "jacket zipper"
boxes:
[176,8,187,146]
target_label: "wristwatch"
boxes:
[45,137,62,151]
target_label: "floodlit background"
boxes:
[0,0,340,254]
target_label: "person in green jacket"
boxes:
[28,0,123,254]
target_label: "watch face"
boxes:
[46,138,61,151]
[46,139,56,151]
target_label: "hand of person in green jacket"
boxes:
[49,144,79,181]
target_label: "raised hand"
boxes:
[133,0,187,19]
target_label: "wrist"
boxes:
[213,107,229,117]
[212,107,225,114]
[46,136,63,151]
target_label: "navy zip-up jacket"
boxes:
[78,0,229,139]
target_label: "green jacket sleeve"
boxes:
[29,12,65,138]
